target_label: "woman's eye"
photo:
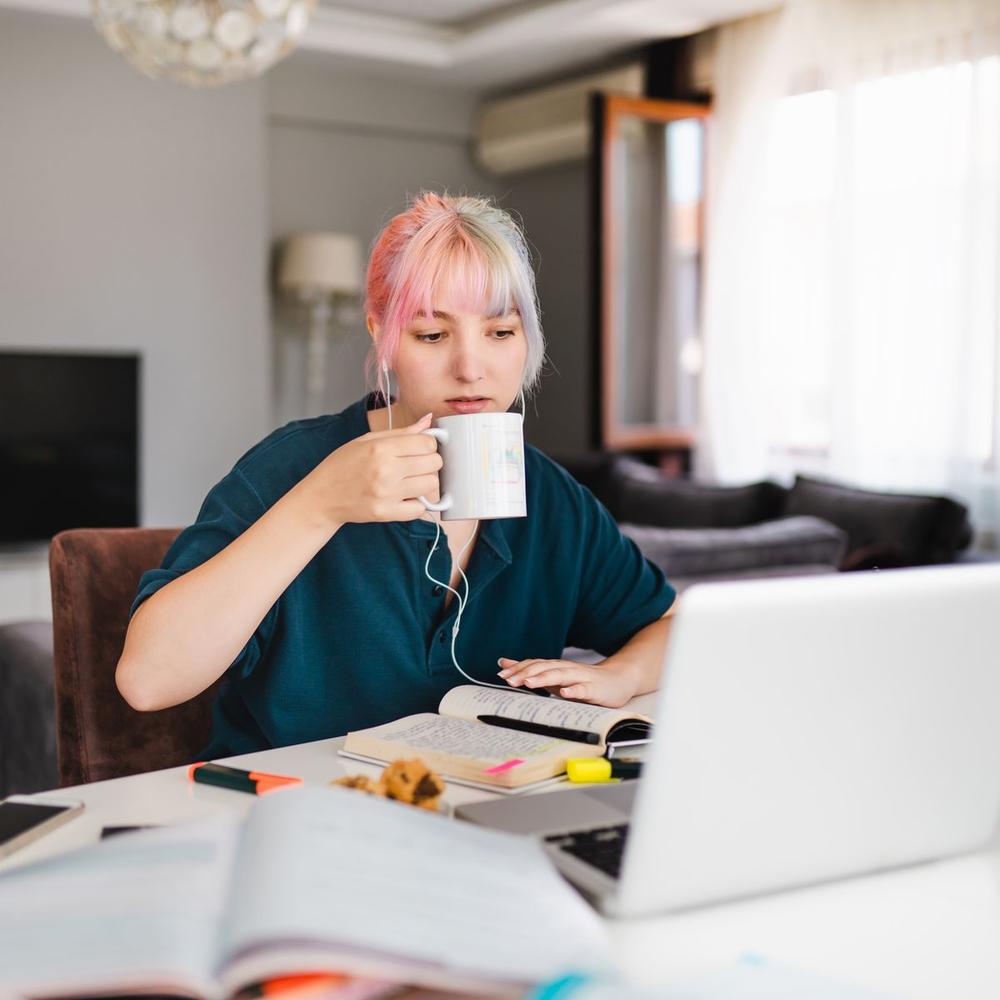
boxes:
[415,329,515,342]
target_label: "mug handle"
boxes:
[419,427,453,512]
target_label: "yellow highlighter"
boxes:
[566,758,642,783]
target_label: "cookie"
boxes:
[381,758,445,809]
[331,773,386,797]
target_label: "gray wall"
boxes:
[0,10,271,527]
[267,58,593,457]
[0,10,595,535]
[267,57,503,425]
[501,162,592,457]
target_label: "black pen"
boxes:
[477,714,601,745]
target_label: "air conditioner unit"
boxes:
[475,63,646,176]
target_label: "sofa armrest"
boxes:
[0,621,58,796]
[783,475,973,567]
[621,516,847,581]
[955,548,1000,564]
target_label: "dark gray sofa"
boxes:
[553,454,974,588]
[0,620,58,797]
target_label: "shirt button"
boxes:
[438,633,446,643]
[432,585,443,596]
[426,540,434,549]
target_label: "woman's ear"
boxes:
[366,314,379,342]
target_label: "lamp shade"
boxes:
[278,232,363,297]
[92,0,318,87]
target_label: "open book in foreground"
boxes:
[340,685,654,792]
[0,785,609,999]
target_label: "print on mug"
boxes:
[418,412,527,520]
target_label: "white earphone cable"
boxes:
[384,358,514,691]
[421,513,513,692]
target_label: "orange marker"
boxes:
[187,762,302,795]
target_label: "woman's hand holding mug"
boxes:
[303,413,444,527]
[301,409,527,529]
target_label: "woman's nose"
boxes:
[451,343,486,382]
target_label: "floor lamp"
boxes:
[278,232,362,416]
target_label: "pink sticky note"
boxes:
[484,758,525,775]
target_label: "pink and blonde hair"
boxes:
[363,191,545,401]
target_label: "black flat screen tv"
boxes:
[0,351,139,544]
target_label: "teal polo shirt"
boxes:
[131,394,676,758]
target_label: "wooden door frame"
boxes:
[591,93,711,451]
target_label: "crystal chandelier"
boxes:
[92,0,318,86]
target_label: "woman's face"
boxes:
[371,292,528,422]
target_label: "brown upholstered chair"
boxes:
[50,528,222,786]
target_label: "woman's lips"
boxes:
[445,397,490,414]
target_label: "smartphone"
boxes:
[0,795,85,860]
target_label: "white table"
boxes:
[4,727,1000,999]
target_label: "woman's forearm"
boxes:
[603,612,674,697]
[498,607,676,706]
[116,479,339,712]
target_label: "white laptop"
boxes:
[456,563,1000,918]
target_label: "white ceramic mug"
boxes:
[418,412,527,520]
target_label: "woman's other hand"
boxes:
[497,656,640,708]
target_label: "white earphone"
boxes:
[381,359,392,431]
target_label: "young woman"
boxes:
[116,192,676,758]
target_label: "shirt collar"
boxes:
[346,392,380,438]
[399,507,513,565]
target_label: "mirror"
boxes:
[593,94,709,453]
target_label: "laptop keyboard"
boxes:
[544,823,630,880]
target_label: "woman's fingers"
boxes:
[499,658,595,690]
[519,665,594,690]
[498,657,546,676]
[398,498,433,521]
[498,658,631,706]
[367,414,435,443]
[402,473,441,500]
[497,658,546,685]
[558,681,597,702]
[400,452,444,478]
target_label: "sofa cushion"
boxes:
[618,476,788,529]
[0,620,58,796]
[621,515,847,580]
[549,453,620,515]
[783,475,973,569]
[550,454,666,519]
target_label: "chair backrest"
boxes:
[50,528,222,786]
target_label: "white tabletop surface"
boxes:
[4,701,1000,998]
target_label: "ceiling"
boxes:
[7,0,781,91]
[319,0,525,26]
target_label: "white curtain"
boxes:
[699,0,1000,543]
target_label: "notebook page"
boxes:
[219,785,610,989]
[439,685,652,740]
[349,712,577,762]
[0,816,241,999]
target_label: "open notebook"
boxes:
[340,685,653,792]
[0,785,609,999]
